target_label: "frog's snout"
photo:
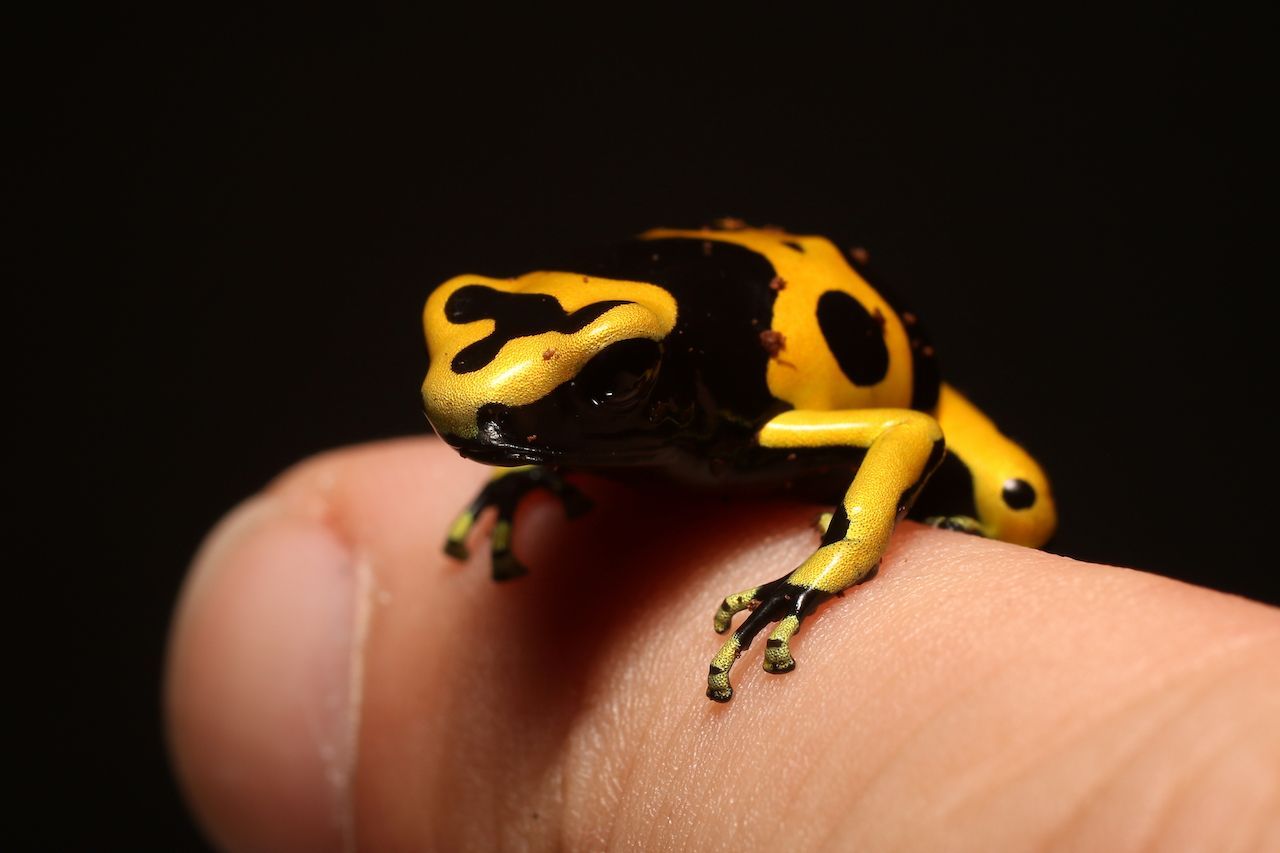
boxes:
[426,337,667,466]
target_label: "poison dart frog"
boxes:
[420,224,1056,702]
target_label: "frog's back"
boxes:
[578,226,940,428]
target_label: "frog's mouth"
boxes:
[437,392,676,468]
[442,417,563,467]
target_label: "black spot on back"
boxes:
[782,240,804,253]
[816,290,890,386]
[840,246,940,411]
[445,285,627,373]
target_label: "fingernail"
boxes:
[167,497,366,852]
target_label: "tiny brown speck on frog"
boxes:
[759,329,786,357]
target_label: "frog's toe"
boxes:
[491,550,529,581]
[815,511,833,535]
[487,518,529,581]
[444,538,470,561]
[443,505,481,560]
[712,580,777,634]
[923,514,986,536]
[707,630,747,702]
[707,578,816,701]
[707,658,735,702]
[762,615,800,674]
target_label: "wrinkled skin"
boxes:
[167,439,1280,851]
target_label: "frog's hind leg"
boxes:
[443,465,592,581]
[909,384,1057,548]
[707,409,945,702]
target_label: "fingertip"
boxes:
[166,495,366,852]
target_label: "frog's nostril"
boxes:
[475,403,513,440]
[479,415,504,444]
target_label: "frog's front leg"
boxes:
[707,410,944,702]
[444,465,592,581]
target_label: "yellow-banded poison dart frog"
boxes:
[421,224,1057,702]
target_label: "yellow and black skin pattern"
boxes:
[421,224,1057,702]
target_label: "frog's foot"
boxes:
[707,576,832,703]
[443,466,592,582]
[923,514,986,537]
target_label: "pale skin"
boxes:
[166,439,1280,851]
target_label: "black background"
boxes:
[20,10,1271,849]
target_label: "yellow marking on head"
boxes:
[642,228,916,410]
[934,384,1057,547]
[421,272,677,439]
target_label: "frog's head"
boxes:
[421,271,680,465]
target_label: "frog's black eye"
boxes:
[1001,478,1037,509]
[575,339,661,408]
